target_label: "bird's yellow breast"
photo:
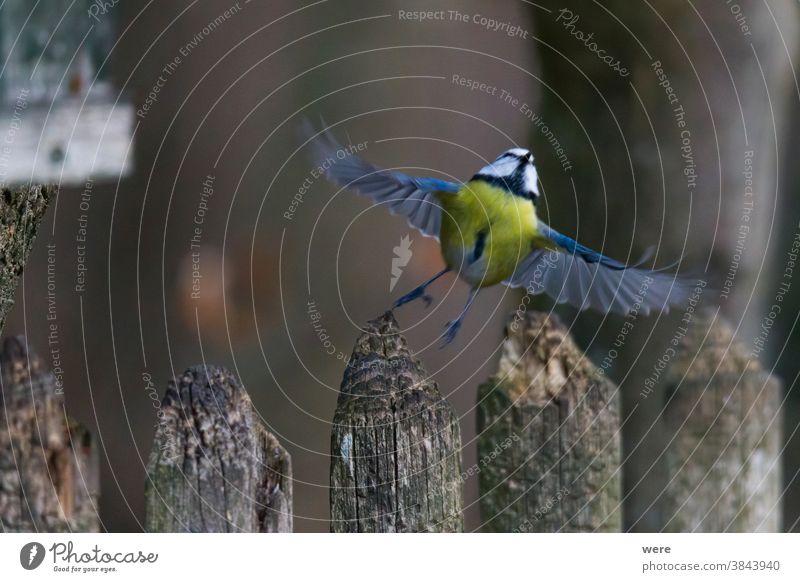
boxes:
[437,180,548,287]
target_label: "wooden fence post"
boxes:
[477,311,621,532]
[0,185,53,336]
[145,365,292,532]
[330,312,463,532]
[0,336,99,532]
[660,314,782,532]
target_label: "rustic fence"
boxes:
[330,312,462,532]
[0,189,786,533]
[144,365,292,533]
[0,336,99,532]
[0,306,784,532]
[477,311,621,532]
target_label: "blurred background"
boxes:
[2,0,800,531]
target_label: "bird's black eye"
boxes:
[525,152,533,161]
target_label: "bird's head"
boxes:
[474,148,540,203]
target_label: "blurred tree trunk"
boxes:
[775,47,800,532]
[0,186,52,335]
[531,0,798,530]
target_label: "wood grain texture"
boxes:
[660,315,782,532]
[0,336,99,532]
[477,311,621,532]
[0,185,53,335]
[330,312,463,532]
[145,365,292,532]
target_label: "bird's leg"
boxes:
[393,268,450,309]
[441,288,479,346]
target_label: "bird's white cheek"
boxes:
[480,159,517,178]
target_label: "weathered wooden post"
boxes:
[477,311,621,532]
[330,312,463,532]
[660,314,782,532]
[0,336,99,532]
[0,185,53,335]
[145,365,292,532]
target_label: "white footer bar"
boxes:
[0,533,796,581]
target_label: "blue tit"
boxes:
[304,124,691,345]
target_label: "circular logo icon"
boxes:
[19,542,46,570]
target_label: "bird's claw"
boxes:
[440,319,462,348]
[393,288,433,309]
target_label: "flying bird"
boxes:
[304,123,691,345]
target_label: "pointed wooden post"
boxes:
[477,311,621,532]
[660,314,782,532]
[330,312,463,532]
[145,365,292,532]
[0,336,99,532]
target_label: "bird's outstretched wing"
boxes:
[303,122,460,239]
[504,223,692,315]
